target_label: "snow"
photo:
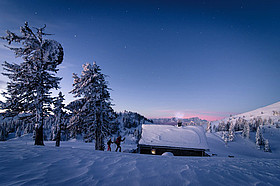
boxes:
[1,130,280,185]
[139,124,209,150]
[161,152,174,156]
[213,101,280,125]
[206,126,280,159]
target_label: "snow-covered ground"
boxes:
[1,126,280,186]
[213,101,280,125]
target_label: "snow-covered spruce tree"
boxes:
[1,22,63,145]
[206,122,212,133]
[66,98,86,138]
[276,120,280,128]
[242,121,250,139]
[222,131,228,144]
[255,126,264,149]
[228,122,235,142]
[53,92,66,146]
[213,125,217,132]
[268,118,273,126]
[264,139,271,152]
[69,62,114,150]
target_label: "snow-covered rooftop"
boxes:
[139,124,209,150]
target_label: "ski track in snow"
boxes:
[1,134,280,186]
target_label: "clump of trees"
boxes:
[215,116,274,152]
[0,23,121,150]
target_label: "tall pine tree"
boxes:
[69,62,114,150]
[1,22,63,145]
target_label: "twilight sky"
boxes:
[0,0,280,121]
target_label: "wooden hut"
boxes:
[138,124,209,156]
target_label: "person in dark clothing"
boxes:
[107,139,113,151]
[115,136,125,152]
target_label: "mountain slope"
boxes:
[213,101,280,125]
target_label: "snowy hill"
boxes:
[213,101,280,126]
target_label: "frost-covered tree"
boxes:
[213,125,217,132]
[118,110,149,129]
[217,121,229,131]
[234,117,244,131]
[66,99,85,138]
[264,139,271,152]
[206,122,212,133]
[53,92,66,146]
[256,126,264,149]
[1,22,63,145]
[69,62,114,150]
[268,118,273,126]
[242,121,250,139]
[276,120,280,128]
[222,131,228,144]
[228,122,235,142]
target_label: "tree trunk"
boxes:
[95,126,104,151]
[35,124,44,145]
[56,129,61,147]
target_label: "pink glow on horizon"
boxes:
[146,109,238,121]
[147,115,224,121]
[184,115,225,121]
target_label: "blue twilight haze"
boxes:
[0,0,280,120]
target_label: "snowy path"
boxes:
[1,137,280,186]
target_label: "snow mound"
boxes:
[139,124,209,150]
[162,152,174,156]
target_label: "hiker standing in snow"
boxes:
[107,139,113,151]
[115,136,125,152]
